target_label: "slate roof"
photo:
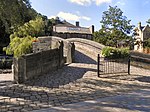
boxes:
[55,20,79,28]
[53,20,92,34]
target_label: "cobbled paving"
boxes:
[0,47,150,112]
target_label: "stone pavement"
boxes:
[0,47,150,112]
[33,89,150,112]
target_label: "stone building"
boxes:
[52,17,94,40]
[134,22,150,51]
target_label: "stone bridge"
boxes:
[0,37,150,112]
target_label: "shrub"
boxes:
[101,47,114,58]
[102,47,129,59]
[3,17,42,58]
[0,56,13,69]
[144,38,150,48]
[3,36,36,58]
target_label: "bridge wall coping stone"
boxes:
[66,38,105,50]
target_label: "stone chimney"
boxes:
[138,22,141,30]
[90,25,94,34]
[55,17,60,24]
[76,21,79,27]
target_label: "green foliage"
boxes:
[3,17,45,58]
[0,57,13,69]
[102,47,129,59]
[144,38,150,48]
[147,19,150,24]
[4,36,35,58]
[0,0,37,33]
[10,17,45,39]
[100,6,134,34]
[94,6,134,47]
[102,47,113,57]
[0,0,38,53]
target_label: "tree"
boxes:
[94,6,134,47]
[10,17,45,39]
[0,0,38,53]
[0,0,37,33]
[147,19,150,24]
[4,17,45,57]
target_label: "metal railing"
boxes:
[97,54,130,77]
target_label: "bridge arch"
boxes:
[66,38,105,62]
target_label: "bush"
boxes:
[3,36,36,58]
[102,47,129,59]
[144,38,150,48]
[0,56,13,69]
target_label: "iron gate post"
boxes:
[128,56,131,75]
[97,54,100,77]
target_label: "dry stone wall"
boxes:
[33,36,75,64]
[13,42,64,84]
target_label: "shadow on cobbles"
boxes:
[1,76,150,112]
[24,64,97,88]
[75,50,97,64]
[135,76,150,83]
[23,49,97,88]
[0,49,150,111]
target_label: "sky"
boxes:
[30,0,150,31]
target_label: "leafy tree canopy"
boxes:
[0,0,54,54]
[147,19,150,24]
[100,6,133,34]
[10,17,45,39]
[0,0,37,33]
[94,6,134,47]
[4,17,45,57]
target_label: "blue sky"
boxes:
[30,0,150,31]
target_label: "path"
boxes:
[33,89,150,112]
[0,47,150,112]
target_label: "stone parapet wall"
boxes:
[34,36,75,64]
[14,42,64,84]
[67,38,105,57]
[53,32,93,40]
[131,51,150,61]
[130,51,150,69]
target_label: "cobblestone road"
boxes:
[0,47,150,112]
[33,89,150,112]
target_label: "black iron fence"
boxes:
[97,54,130,77]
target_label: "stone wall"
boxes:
[130,51,150,69]
[33,36,75,64]
[67,38,105,57]
[143,26,150,40]
[13,42,64,84]
[53,32,93,40]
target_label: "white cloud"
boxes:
[57,12,80,21]
[75,11,81,15]
[69,0,91,6]
[49,12,91,21]
[143,0,150,5]
[95,0,112,5]
[68,0,112,6]
[49,16,56,19]
[115,0,125,6]
[81,16,91,21]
